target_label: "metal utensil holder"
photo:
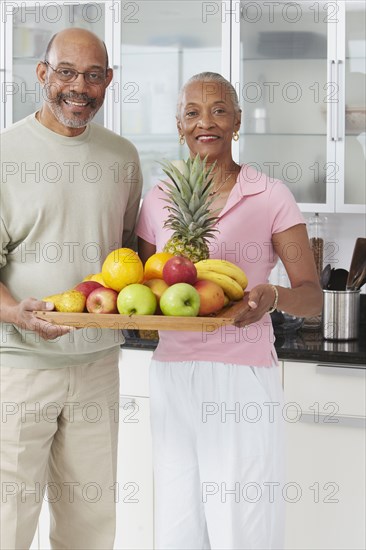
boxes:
[322,290,360,341]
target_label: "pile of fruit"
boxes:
[42,249,248,318]
[43,155,248,318]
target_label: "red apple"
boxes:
[194,280,225,316]
[74,280,103,299]
[86,287,118,314]
[144,279,169,313]
[162,256,197,286]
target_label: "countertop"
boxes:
[273,326,365,366]
[122,294,366,366]
[121,325,366,367]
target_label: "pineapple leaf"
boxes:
[162,186,191,212]
[166,164,192,198]
[188,191,200,213]
[201,177,215,199]
[161,169,191,203]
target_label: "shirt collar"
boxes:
[219,164,268,217]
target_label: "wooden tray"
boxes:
[34,297,250,332]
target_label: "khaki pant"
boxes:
[1,350,120,549]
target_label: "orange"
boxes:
[102,248,144,291]
[143,252,174,280]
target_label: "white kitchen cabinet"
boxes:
[232,0,365,214]
[115,394,154,550]
[119,348,152,398]
[37,499,51,549]
[118,0,224,196]
[336,1,366,213]
[30,528,40,549]
[0,1,113,130]
[283,360,366,550]
[115,348,154,549]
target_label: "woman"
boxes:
[137,72,322,550]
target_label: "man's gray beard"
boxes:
[51,102,99,128]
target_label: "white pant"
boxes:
[150,360,285,550]
[1,350,119,550]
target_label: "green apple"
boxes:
[159,283,200,317]
[117,284,157,315]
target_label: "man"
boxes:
[0,28,142,549]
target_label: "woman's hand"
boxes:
[235,223,323,327]
[234,284,276,327]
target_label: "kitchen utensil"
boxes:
[320,264,331,289]
[347,238,366,289]
[351,264,366,290]
[347,261,362,289]
[322,290,360,341]
[327,268,349,290]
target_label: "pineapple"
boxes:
[159,154,219,262]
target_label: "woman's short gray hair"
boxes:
[176,72,241,117]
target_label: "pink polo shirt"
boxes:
[136,164,304,367]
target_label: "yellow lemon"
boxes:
[143,252,174,280]
[89,273,109,286]
[102,248,144,292]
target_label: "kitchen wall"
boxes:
[308,213,365,272]
[271,212,366,292]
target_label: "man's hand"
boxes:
[13,298,74,340]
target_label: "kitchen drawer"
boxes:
[283,361,366,418]
[119,348,152,398]
[285,415,366,550]
[115,396,154,549]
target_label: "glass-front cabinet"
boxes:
[232,0,365,213]
[0,1,109,128]
[1,0,225,198]
[338,0,366,212]
[1,0,365,212]
[119,0,223,196]
[236,1,330,209]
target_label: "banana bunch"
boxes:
[194,259,248,302]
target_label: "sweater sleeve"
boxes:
[0,218,10,269]
[121,148,143,250]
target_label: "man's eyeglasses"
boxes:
[43,61,107,84]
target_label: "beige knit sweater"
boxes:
[1,114,142,368]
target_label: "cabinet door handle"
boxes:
[316,364,366,376]
[329,60,338,142]
[120,396,136,407]
[336,60,343,141]
[299,412,365,428]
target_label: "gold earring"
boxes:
[179,134,186,145]
[232,131,239,142]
